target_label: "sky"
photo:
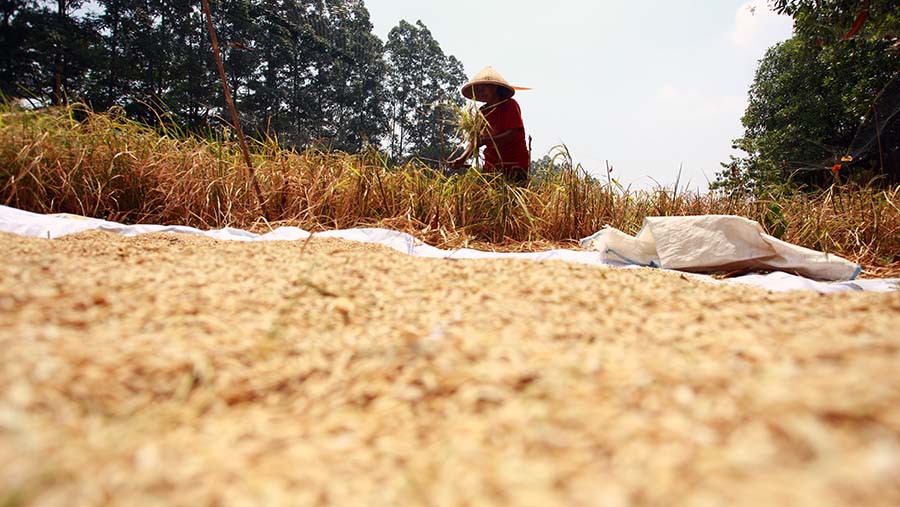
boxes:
[362,0,794,192]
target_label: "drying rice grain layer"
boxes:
[1,231,899,507]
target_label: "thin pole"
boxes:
[873,105,885,175]
[201,0,266,217]
[438,99,444,167]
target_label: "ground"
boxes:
[1,230,899,507]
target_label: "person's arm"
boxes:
[449,127,525,168]
[448,141,475,168]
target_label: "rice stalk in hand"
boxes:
[448,102,488,169]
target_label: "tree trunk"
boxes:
[108,7,119,107]
[52,0,67,105]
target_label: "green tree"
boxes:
[85,0,203,122]
[213,0,259,129]
[46,0,93,104]
[159,1,217,128]
[1,0,96,104]
[242,0,386,151]
[242,0,294,139]
[771,0,900,45]
[0,1,33,99]
[715,33,900,194]
[304,0,387,152]
[384,20,466,165]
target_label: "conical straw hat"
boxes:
[461,66,530,100]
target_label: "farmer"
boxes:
[448,66,530,185]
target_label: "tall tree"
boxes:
[87,0,163,117]
[384,20,465,165]
[304,0,386,152]
[57,1,96,105]
[240,0,386,151]
[714,36,900,193]
[214,0,258,125]
[96,0,217,127]
[159,1,217,128]
[0,1,32,98]
[1,0,95,104]
[242,0,294,139]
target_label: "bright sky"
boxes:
[363,0,794,192]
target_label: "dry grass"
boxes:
[1,104,898,274]
[2,231,900,506]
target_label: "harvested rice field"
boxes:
[2,230,900,507]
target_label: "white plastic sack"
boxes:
[579,215,861,281]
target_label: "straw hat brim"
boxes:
[460,66,530,100]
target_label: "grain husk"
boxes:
[1,230,899,506]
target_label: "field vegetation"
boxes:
[1,103,898,276]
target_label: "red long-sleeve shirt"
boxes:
[481,98,530,170]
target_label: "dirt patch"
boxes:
[2,230,899,506]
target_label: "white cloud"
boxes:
[730,0,793,50]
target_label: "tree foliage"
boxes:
[384,20,465,165]
[1,0,96,105]
[771,0,900,45]
[241,0,388,151]
[715,2,900,194]
[0,1,464,156]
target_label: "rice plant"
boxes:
[1,103,897,274]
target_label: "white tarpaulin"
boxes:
[1,205,896,293]
[579,215,862,281]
